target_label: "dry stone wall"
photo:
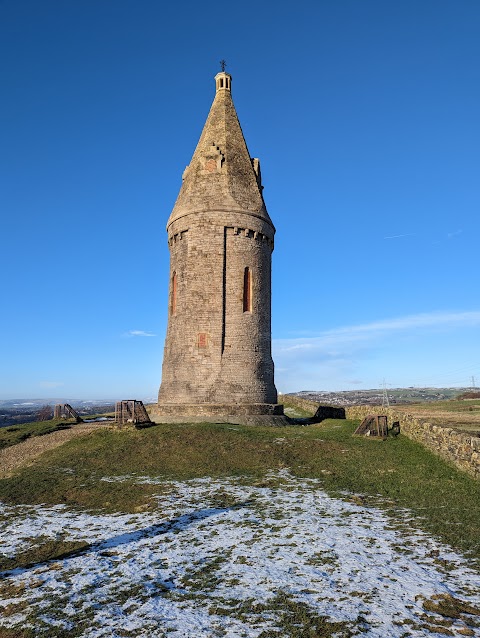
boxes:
[314,405,346,421]
[281,396,479,478]
[346,405,480,479]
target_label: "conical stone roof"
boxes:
[167,72,274,231]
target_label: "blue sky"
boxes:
[1,0,479,399]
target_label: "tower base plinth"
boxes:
[150,403,289,426]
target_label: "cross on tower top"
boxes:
[220,59,227,72]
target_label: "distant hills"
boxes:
[1,388,476,428]
[0,398,157,410]
[289,387,475,406]
[0,398,154,428]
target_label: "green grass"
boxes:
[282,405,314,418]
[0,419,74,450]
[0,417,478,565]
[0,536,90,571]
[408,399,480,414]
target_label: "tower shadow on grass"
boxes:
[0,502,250,577]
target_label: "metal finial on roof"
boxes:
[220,59,227,72]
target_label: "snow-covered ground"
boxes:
[0,470,479,637]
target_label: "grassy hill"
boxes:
[1,404,478,562]
[0,419,75,450]
[0,400,479,637]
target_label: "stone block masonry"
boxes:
[158,214,276,407]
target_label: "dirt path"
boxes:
[0,423,111,478]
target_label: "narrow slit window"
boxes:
[171,272,177,314]
[243,267,252,312]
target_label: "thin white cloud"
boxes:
[275,310,480,352]
[383,233,415,240]
[323,310,480,337]
[125,330,157,337]
[273,310,480,391]
[447,229,462,239]
[39,381,64,389]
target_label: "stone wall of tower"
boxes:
[215,226,276,403]
[158,209,277,406]
[158,216,224,404]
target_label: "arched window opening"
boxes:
[171,272,177,315]
[243,267,252,313]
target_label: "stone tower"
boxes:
[154,71,283,424]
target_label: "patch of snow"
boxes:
[0,472,479,637]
